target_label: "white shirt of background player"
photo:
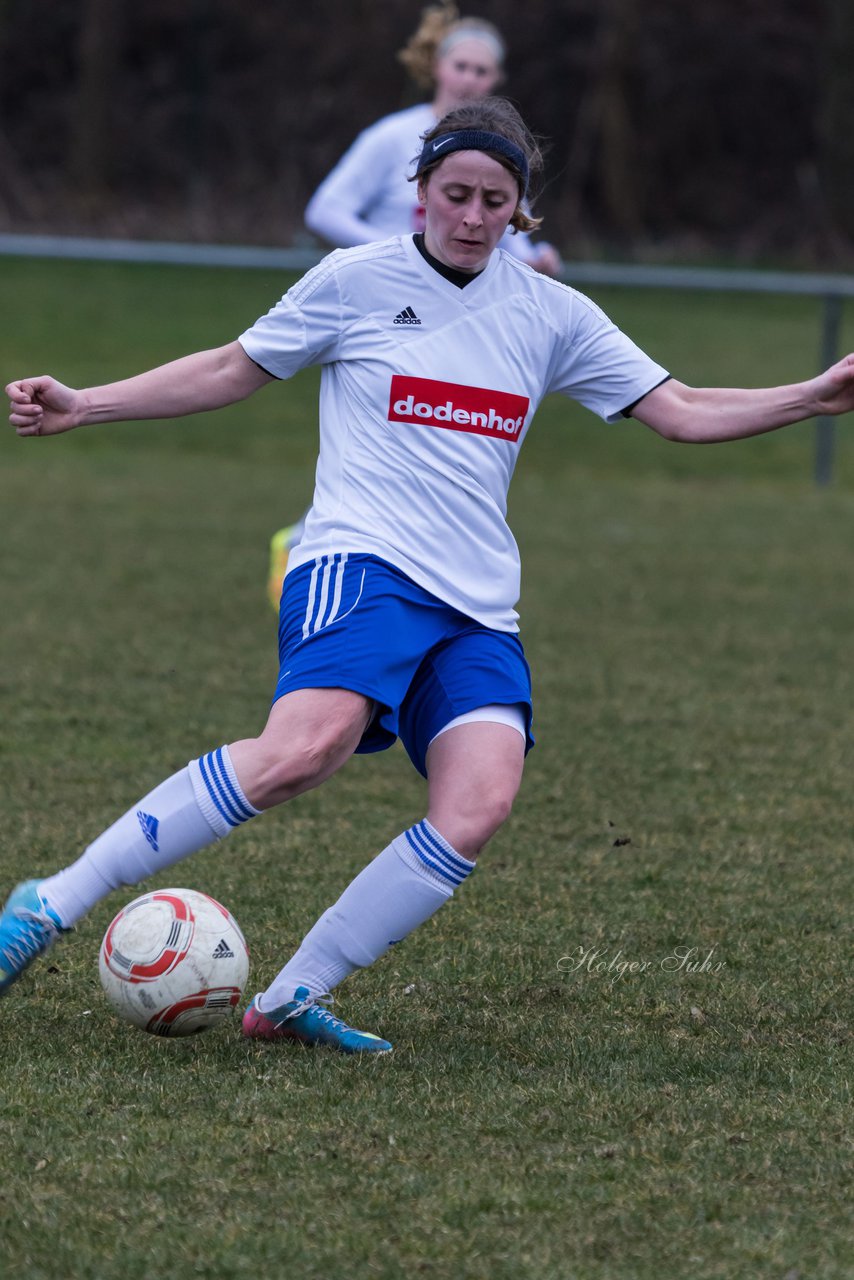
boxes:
[305,34,560,274]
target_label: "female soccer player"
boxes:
[271,4,561,606]
[4,98,854,1054]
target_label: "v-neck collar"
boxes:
[403,233,499,302]
[413,233,483,288]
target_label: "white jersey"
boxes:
[239,235,667,632]
[304,103,544,266]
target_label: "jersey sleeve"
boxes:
[548,290,670,422]
[304,119,402,247]
[238,255,345,379]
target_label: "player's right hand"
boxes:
[6,376,81,437]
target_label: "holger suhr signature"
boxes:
[558,944,726,983]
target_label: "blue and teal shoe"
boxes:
[0,880,67,994]
[242,986,392,1055]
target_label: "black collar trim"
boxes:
[413,233,483,289]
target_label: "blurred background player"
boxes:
[267,2,562,607]
[305,2,560,271]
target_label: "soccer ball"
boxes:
[98,888,250,1037]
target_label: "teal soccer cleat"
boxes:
[0,880,67,994]
[242,986,392,1055]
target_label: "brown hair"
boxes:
[416,97,544,234]
[397,3,506,91]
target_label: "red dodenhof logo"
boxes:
[388,375,530,443]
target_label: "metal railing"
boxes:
[3,232,851,485]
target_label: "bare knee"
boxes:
[425,721,525,859]
[229,689,372,809]
[428,780,518,860]
[250,730,345,805]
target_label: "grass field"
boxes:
[1,258,852,1279]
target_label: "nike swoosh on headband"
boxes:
[416,130,529,194]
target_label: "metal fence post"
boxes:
[815,293,843,487]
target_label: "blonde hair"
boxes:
[397,3,506,91]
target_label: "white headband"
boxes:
[437,27,505,64]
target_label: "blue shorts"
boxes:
[273,553,534,777]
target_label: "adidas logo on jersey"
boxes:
[393,305,421,325]
[212,938,235,959]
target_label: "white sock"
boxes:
[259,820,475,1010]
[40,746,260,927]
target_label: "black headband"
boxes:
[416,130,529,195]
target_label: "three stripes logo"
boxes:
[393,305,421,326]
[137,810,160,853]
[212,939,235,959]
[300,552,365,640]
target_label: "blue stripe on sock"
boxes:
[211,747,256,822]
[404,828,458,884]
[198,753,239,829]
[204,750,253,827]
[418,821,474,877]
[206,753,244,827]
[410,823,470,885]
[405,826,464,886]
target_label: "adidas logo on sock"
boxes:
[393,305,421,325]
[137,810,160,852]
[212,938,235,959]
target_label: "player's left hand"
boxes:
[809,353,854,417]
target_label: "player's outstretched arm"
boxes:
[6,341,273,438]
[630,354,854,443]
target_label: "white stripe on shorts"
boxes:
[429,703,527,747]
[301,559,322,639]
[324,552,349,627]
[301,553,360,637]
[314,557,333,633]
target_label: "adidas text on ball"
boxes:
[98,888,249,1036]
